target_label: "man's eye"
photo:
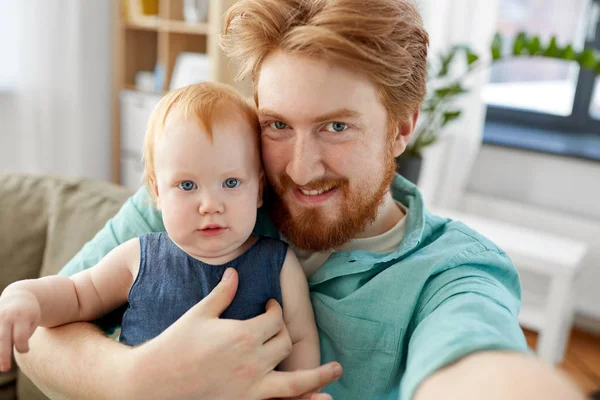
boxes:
[223,178,240,189]
[325,122,348,133]
[178,181,197,191]
[270,121,288,130]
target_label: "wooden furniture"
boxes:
[433,208,588,365]
[111,0,249,184]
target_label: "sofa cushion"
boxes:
[39,177,133,277]
[0,368,17,394]
[0,174,51,295]
[16,371,46,400]
[0,381,16,400]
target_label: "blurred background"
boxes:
[0,0,599,397]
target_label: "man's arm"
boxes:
[401,250,584,400]
[415,351,584,400]
[15,321,136,399]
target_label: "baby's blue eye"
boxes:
[270,121,288,129]
[223,178,240,189]
[178,181,197,191]
[325,122,348,133]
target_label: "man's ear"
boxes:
[257,170,264,208]
[392,110,420,158]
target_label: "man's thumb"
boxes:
[196,268,238,318]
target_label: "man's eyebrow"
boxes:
[312,108,362,123]
[258,108,362,123]
[258,108,286,121]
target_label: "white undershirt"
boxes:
[290,202,408,277]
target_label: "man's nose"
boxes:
[285,132,325,186]
[198,189,224,215]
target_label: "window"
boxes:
[592,76,600,119]
[483,0,600,139]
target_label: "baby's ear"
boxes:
[151,181,161,210]
[257,170,265,208]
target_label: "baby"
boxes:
[0,82,320,374]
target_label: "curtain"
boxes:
[3,0,112,180]
[417,0,500,209]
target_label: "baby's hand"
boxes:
[0,289,41,372]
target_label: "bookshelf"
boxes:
[111,0,249,185]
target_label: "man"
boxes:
[16,0,583,399]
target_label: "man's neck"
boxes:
[356,191,404,239]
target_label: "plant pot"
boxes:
[395,153,422,185]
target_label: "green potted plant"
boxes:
[396,32,600,184]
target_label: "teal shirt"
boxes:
[60,175,528,400]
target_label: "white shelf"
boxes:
[519,303,545,332]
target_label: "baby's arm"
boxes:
[0,238,140,372]
[278,248,320,372]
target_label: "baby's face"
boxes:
[153,112,262,261]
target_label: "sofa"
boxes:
[0,173,133,400]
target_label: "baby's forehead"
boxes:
[159,115,261,161]
[165,104,257,132]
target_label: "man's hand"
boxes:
[126,268,342,399]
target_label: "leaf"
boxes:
[421,138,437,149]
[578,48,598,69]
[543,35,560,58]
[466,50,479,66]
[421,103,437,114]
[526,35,542,55]
[438,48,457,77]
[416,133,439,151]
[434,83,467,98]
[561,45,577,60]
[512,32,528,56]
[491,33,503,61]
[442,110,462,126]
[453,44,479,65]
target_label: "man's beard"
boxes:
[266,146,398,252]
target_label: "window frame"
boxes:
[485,0,600,136]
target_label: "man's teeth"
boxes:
[300,187,332,196]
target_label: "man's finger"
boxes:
[247,299,285,344]
[193,268,238,318]
[259,362,342,399]
[261,320,292,370]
